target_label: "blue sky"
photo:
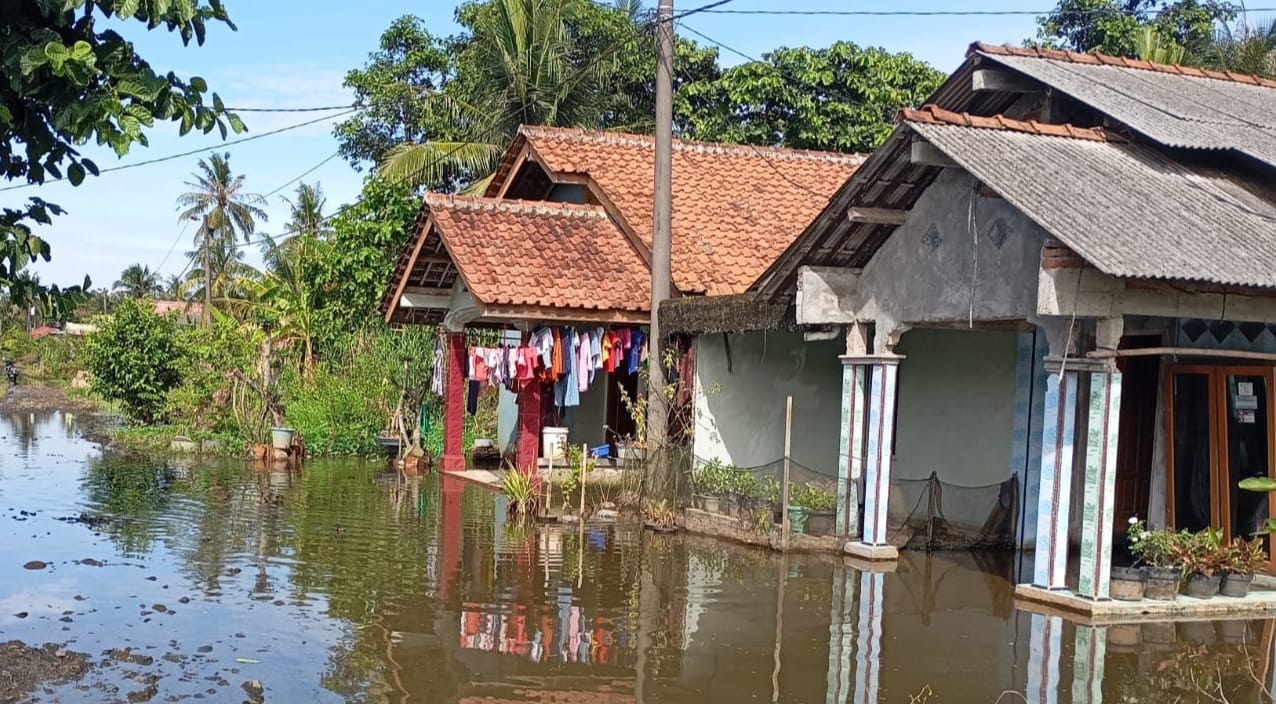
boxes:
[25,0,1053,289]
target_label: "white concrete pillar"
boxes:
[1013,331,1049,550]
[1071,625,1106,704]
[1025,613,1062,704]
[860,360,900,546]
[1032,368,1080,589]
[836,363,869,536]
[1077,371,1122,600]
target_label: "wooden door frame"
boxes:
[1164,363,1276,559]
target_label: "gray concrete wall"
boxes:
[693,331,842,475]
[798,169,1051,339]
[893,328,1019,486]
[566,375,609,448]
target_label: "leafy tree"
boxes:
[677,42,944,153]
[334,15,459,170]
[176,152,267,305]
[113,263,162,298]
[1,1,243,314]
[1202,19,1276,75]
[242,233,324,372]
[84,296,188,423]
[1036,0,1237,58]
[302,177,418,355]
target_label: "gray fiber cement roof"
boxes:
[909,121,1276,288]
[981,52,1276,169]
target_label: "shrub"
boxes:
[165,317,258,434]
[83,298,187,423]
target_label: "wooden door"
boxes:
[1165,364,1276,558]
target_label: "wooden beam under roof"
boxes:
[846,207,909,226]
[971,69,1040,93]
[910,141,959,168]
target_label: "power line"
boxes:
[0,109,357,192]
[672,0,740,20]
[262,151,343,199]
[690,6,1276,16]
[226,104,354,113]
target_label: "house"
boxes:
[381,126,862,472]
[152,299,203,325]
[745,42,1276,600]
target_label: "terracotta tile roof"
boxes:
[970,42,1276,88]
[898,105,1114,142]
[426,194,651,314]
[494,125,864,295]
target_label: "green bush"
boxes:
[26,334,83,383]
[280,366,383,455]
[83,298,187,423]
[164,317,258,434]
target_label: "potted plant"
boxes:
[643,499,678,533]
[1220,537,1265,597]
[794,482,837,537]
[1180,527,1224,598]
[1129,518,1185,600]
[693,460,726,513]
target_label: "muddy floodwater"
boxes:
[2,409,1276,703]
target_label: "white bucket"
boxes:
[542,427,568,461]
[270,427,295,451]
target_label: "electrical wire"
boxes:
[226,105,354,113]
[690,6,1276,16]
[671,0,740,21]
[262,151,343,199]
[0,109,357,192]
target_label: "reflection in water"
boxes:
[1,411,1275,703]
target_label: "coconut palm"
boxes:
[240,234,324,372]
[1203,19,1276,77]
[283,183,332,240]
[176,153,268,308]
[378,0,608,189]
[112,264,162,298]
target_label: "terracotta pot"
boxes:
[1144,566,1181,601]
[1110,566,1146,602]
[1220,572,1254,598]
[1184,572,1221,599]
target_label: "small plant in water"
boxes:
[643,499,678,531]
[501,463,539,520]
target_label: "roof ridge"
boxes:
[424,193,609,218]
[898,105,1113,142]
[516,124,867,164]
[969,41,1276,89]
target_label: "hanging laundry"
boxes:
[628,329,645,374]
[530,327,553,369]
[577,329,591,394]
[430,335,445,396]
[551,327,564,378]
[467,379,480,415]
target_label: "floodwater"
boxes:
[1,410,1274,703]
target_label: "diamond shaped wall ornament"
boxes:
[923,223,942,251]
[1182,319,1207,342]
[1209,320,1236,343]
[1240,322,1267,343]
[990,217,1009,249]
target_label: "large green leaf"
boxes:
[1239,476,1276,492]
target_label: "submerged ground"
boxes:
[0,390,1273,703]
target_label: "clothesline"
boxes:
[464,325,647,411]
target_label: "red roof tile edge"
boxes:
[516,124,869,166]
[424,193,611,219]
[969,41,1276,89]
[897,105,1113,142]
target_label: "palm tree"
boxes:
[282,182,332,241]
[241,234,324,372]
[1202,19,1276,77]
[176,153,268,312]
[162,274,187,300]
[378,0,610,189]
[113,264,162,298]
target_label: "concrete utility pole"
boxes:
[644,0,675,502]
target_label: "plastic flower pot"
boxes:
[1220,572,1255,598]
[1143,566,1182,601]
[270,427,295,451]
[787,505,808,534]
[1110,566,1146,602]
[701,495,720,513]
[1217,619,1249,643]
